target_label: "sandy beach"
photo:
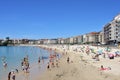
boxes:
[35,45,120,80]
[9,44,120,80]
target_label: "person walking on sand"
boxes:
[8,72,11,80]
[47,62,50,70]
[51,61,55,68]
[38,57,40,64]
[67,57,70,63]
[42,56,44,64]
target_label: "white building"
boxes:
[58,38,64,44]
[98,31,105,44]
[83,34,87,44]
[73,35,83,44]
[104,14,120,45]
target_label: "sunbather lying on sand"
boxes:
[100,65,111,71]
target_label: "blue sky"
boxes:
[0,0,120,39]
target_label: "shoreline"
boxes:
[0,45,51,80]
[36,44,120,80]
[13,45,62,80]
[2,44,120,80]
[15,45,57,80]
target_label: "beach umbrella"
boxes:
[98,50,103,55]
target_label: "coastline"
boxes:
[2,44,120,80]
[35,44,120,80]
[11,45,62,80]
[0,45,50,80]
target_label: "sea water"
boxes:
[0,46,52,80]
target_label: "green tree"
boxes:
[2,37,10,46]
[6,37,10,41]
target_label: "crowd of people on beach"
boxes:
[46,49,60,70]
[5,47,61,80]
[7,55,30,80]
[1,44,120,80]
[43,44,120,72]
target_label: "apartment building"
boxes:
[64,37,74,44]
[98,31,105,44]
[84,32,99,44]
[58,38,64,44]
[115,14,120,43]
[73,36,81,44]
[48,39,58,44]
[73,36,78,44]
[76,35,83,44]
[83,34,87,44]
[104,14,120,45]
